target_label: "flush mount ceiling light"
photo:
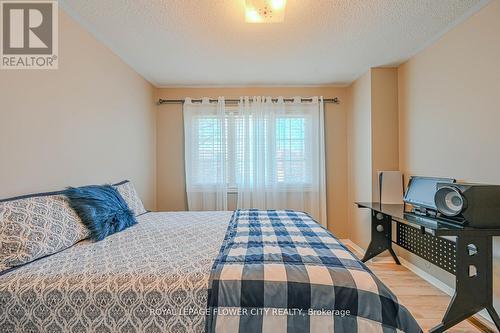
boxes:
[245,0,287,23]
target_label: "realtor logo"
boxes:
[1,0,58,69]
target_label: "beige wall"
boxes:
[156,87,350,237]
[347,68,399,248]
[371,68,399,201]
[0,10,157,209]
[398,0,500,310]
[347,72,372,248]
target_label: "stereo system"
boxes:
[434,183,500,228]
[403,176,500,228]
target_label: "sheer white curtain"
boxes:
[235,96,327,225]
[183,96,327,225]
[183,97,227,210]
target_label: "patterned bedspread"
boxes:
[206,210,422,333]
[1,210,421,333]
[0,211,232,333]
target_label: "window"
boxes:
[193,116,222,185]
[275,116,309,184]
[183,97,325,216]
[190,109,311,188]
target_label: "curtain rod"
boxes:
[157,97,340,105]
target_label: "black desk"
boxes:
[356,202,500,333]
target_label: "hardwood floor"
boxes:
[346,246,495,333]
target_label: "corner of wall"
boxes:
[346,67,399,248]
[370,67,400,201]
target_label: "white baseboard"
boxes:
[339,239,364,256]
[396,257,456,297]
[340,238,493,325]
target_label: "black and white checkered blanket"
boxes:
[206,209,422,333]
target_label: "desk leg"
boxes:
[430,234,500,333]
[361,211,400,264]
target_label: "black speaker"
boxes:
[434,183,500,228]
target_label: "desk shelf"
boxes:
[356,201,500,333]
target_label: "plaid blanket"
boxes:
[206,210,422,333]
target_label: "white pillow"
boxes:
[0,193,90,272]
[114,180,147,216]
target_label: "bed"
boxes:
[1,207,422,332]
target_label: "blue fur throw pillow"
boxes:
[64,185,137,241]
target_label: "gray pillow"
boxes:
[0,194,90,273]
[114,181,147,216]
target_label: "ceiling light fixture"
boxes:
[245,0,287,23]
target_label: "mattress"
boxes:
[0,211,233,333]
[0,210,421,333]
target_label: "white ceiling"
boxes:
[60,0,488,87]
